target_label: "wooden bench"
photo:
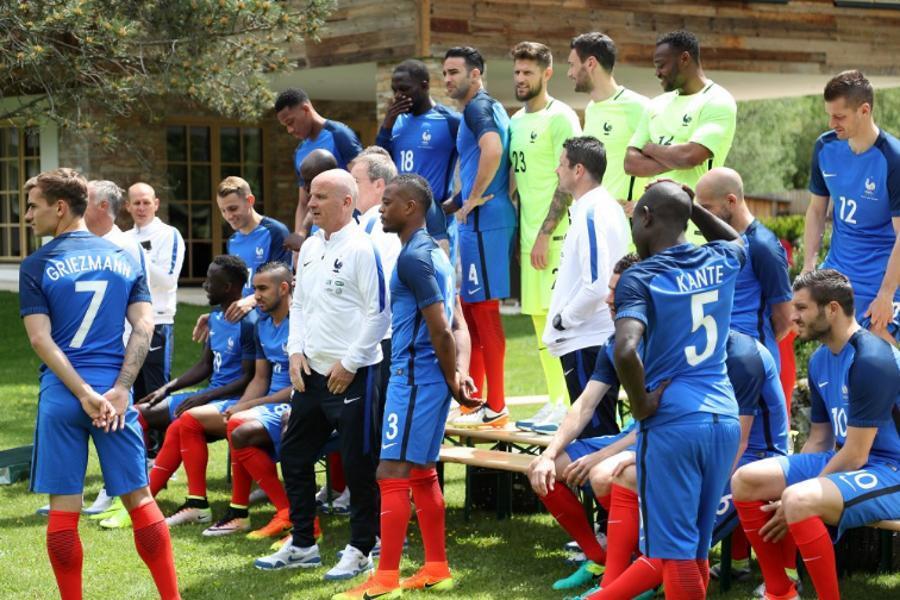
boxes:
[438,445,536,520]
[443,425,550,455]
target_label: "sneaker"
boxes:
[36,504,51,517]
[400,565,454,591]
[254,539,321,571]
[553,561,604,590]
[99,507,131,529]
[324,545,374,581]
[202,507,250,537]
[450,406,509,429]
[565,551,587,565]
[322,487,351,515]
[88,497,124,521]
[316,486,342,510]
[249,488,269,506]
[165,500,212,527]
[83,488,114,515]
[531,404,569,435]
[337,536,408,559]
[710,560,751,582]
[331,574,402,600]
[514,403,555,432]
[754,577,802,598]
[564,583,601,600]
[247,511,292,540]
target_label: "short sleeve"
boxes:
[425,201,449,240]
[846,341,899,427]
[265,220,292,265]
[689,94,736,158]
[254,323,266,360]
[240,316,258,361]
[878,135,900,216]
[808,353,830,424]
[397,250,444,310]
[549,109,581,158]
[129,270,152,305]
[329,121,363,168]
[627,108,651,150]
[613,269,649,326]
[808,136,829,197]
[464,96,501,141]
[19,258,49,317]
[590,341,619,385]
[749,229,793,305]
[706,239,747,268]
[726,335,766,416]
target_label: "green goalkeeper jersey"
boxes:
[509,97,581,251]
[583,86,650,202]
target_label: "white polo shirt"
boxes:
[127,217,185,325]
[360,204,401,341]
[543,185,630,357]
[288,219,390,375]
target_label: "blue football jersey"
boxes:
[19,231,151,379]
[590,336,637,435]
[809,130,900,298]
[808,329,900,464]
[293,120,363,186]
[207,308,257,388]
[726,331,790,455]
[457,90,516,232]
[255,313,291,394]
[227,216,292,297]
[730,220,793,366]
[389,229,455,385]
[614,241,746,428]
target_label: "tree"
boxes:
[0,0,335,143]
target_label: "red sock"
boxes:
[789,516,839,600]
[327,451,346,493]
[782,534,798,570]
[662,559,704,600]
[178,413,209,498]
[47,510,82,600]
[225,418,252,507]
[410,468,447,564]
[130,502,180,600]
[377,478,412,573]
[601,484,640,585]
[597,493,611,512]
[778,330,797,416]
[149,419,183,496]
[589,556,663,599]
[469,300,506,412]
[461,301,485,398]
[732,527,750,561]
[540,484,606,564]
[735,500,793,597]
[233,445,291,512]
[696,558,710,592]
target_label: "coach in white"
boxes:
[125,182,185,401]
[259,169,389,578]
[543,136,630,438]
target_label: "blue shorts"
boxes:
[459,227,514,302]
[856,292,900,341]
[167,388,238,420]
[251,403,291,460]
[565,431,634,462]
[637,413,741,560]
[381,381,451,465]
[31,377,148,497]
[711,449,786,545]
[778,451,900,540]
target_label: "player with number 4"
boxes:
[732,269,900,600]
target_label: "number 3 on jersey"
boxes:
[70,280,108,348]
[685,290,718,366]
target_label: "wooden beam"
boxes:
[417,0,432,57]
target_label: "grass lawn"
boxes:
[0,290,896,599]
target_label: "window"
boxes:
[0,127,40,261]
[165,123,267,282]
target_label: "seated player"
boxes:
[333,175,479,600]
[528,253,641,591]
[199,262,296,539]
[582,329,789,600]
[101,256,257,528]
[733,269,900,600]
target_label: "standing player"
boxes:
[566,32,649,212]
[84,180,145,266]
[376,59,459,260]
[696,168,793,366]
[613,181,745,598]
[508,41,581,433]
[544,137,630,438]
[803,70,900,344]
[20,168,179,599]
[334,174,477,600]
[732,270,900,600]
[275,88,363,252]
[442,46,516,427]
[625,30,736,243]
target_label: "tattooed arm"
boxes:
[530,187,572,270]
[104,301,154,429]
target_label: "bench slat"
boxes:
[871,520,900,532]
[439,445,534,474]
[444,426,551,448]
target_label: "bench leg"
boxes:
[436,461,444,491]
[225,445,232,484]
[879,529,893,573]
[719,533,732,592]
[464,465,471,522]
[497,471,512,520]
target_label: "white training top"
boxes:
[127,217,186,325]
[360,204,402,340]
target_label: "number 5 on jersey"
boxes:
[685,290,718,366]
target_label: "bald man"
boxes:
[695,168,793,368]
[256,169,390,579]
[126,182,186,402]
[284,149,341,251]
